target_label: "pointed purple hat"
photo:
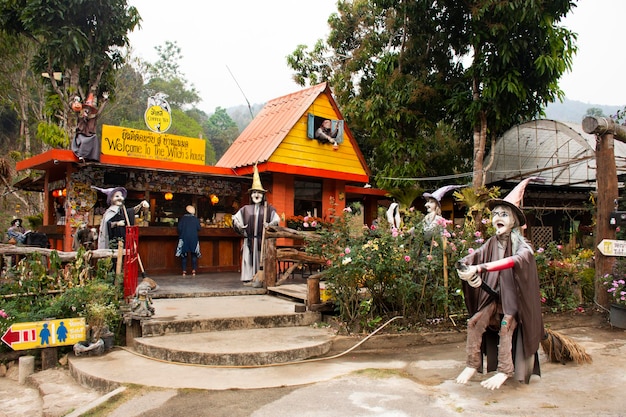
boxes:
[91,185,127,205]
[423,185,464,206]
[488,177,545,227]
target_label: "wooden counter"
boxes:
[137,227,241,275]
[39,225,242,275]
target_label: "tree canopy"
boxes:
[288,0,577,192]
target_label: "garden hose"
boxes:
[116,315,403,369]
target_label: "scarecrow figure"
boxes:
[130,279,156,317]
[455,177,591,390]
[71,92,108,162]
[421,185,463,241]
[386,200,401,230]
[232,164,280,284]
[91,186,149,250]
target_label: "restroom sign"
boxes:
[1,318,86,350]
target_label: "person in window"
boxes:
[176,205,201,277]
[315,119,339,149]
[232,165,280,285]
[7,218,29,243]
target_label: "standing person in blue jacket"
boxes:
[176,205,201,277]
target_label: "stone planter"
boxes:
[610,303,626,329]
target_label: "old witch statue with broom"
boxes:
[233,164,280,286]
[455,177,591,390]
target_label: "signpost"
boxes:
[1,318,86,351]
[597,239,626,257]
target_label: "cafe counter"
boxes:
[41,225,242,275]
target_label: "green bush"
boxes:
[0,250,122,354]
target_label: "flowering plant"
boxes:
[285,215,329,230]
[603,274,626,307]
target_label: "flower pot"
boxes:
[610,304,626,329]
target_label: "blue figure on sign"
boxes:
[39,323,51,345]
[57,321,68,342]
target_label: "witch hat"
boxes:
[488,177,545,227]
[91,185,127,205]
[249,164,267,193]
[83,93,98,112]
[423,184,464,206]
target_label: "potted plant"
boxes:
[603,273,626,328]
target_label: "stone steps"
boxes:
[126,295,332,367]
[133,326,335,366]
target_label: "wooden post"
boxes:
[40,347,58,370]
[125,318,142,347]
[442,236,449,318]
[582,116,620,308]
[265,238,277,287]
[307,275,321,307]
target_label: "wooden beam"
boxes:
[582,116,626,142]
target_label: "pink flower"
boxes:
[304,216,309,222]
[404,255,411,262]
[409,207,415,212]
[391,228,399,237]
[541,297,546,303]
[370,224,377,231]
[537,247,544,253]
[557,245,563,250]
[311,221,317,227]
[303,222,310,228]
[344,247,351,254]
[0,310,7,319]
[474,231,481,237]
[468,248,474,254]
[426,255,433,261]
[576,306,585,313]
[481,218,488,224]
[617,227,621,232]
[326,260,332,266]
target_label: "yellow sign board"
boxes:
[1,318,86,351]
[101,125,206,165]
[144,105,172,133]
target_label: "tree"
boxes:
[0,0,141,145]
[205,107,239,161]
[141,41,200,110]
[288,0,577,191]
[585,107,605,118]
[0,32,46,154]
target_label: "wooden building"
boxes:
[15,82,385,275]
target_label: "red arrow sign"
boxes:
[1,327,20,347]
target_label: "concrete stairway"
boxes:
[69,294,340,390]
[130,295,335,366]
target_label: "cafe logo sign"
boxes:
[144,92,172,133]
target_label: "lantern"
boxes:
[164,192,173,201]
[210,194,219,205]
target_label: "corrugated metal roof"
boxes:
[216,82,330,169]
[486,119,626,187]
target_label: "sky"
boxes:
[127,0,626,115]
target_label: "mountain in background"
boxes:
[543,98,624,124]
[224,98,625,134]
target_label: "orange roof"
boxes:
[217,82,370,182]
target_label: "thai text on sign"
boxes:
[101,125,206,165]
[1,318,86,351]
[597,239,626,257]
